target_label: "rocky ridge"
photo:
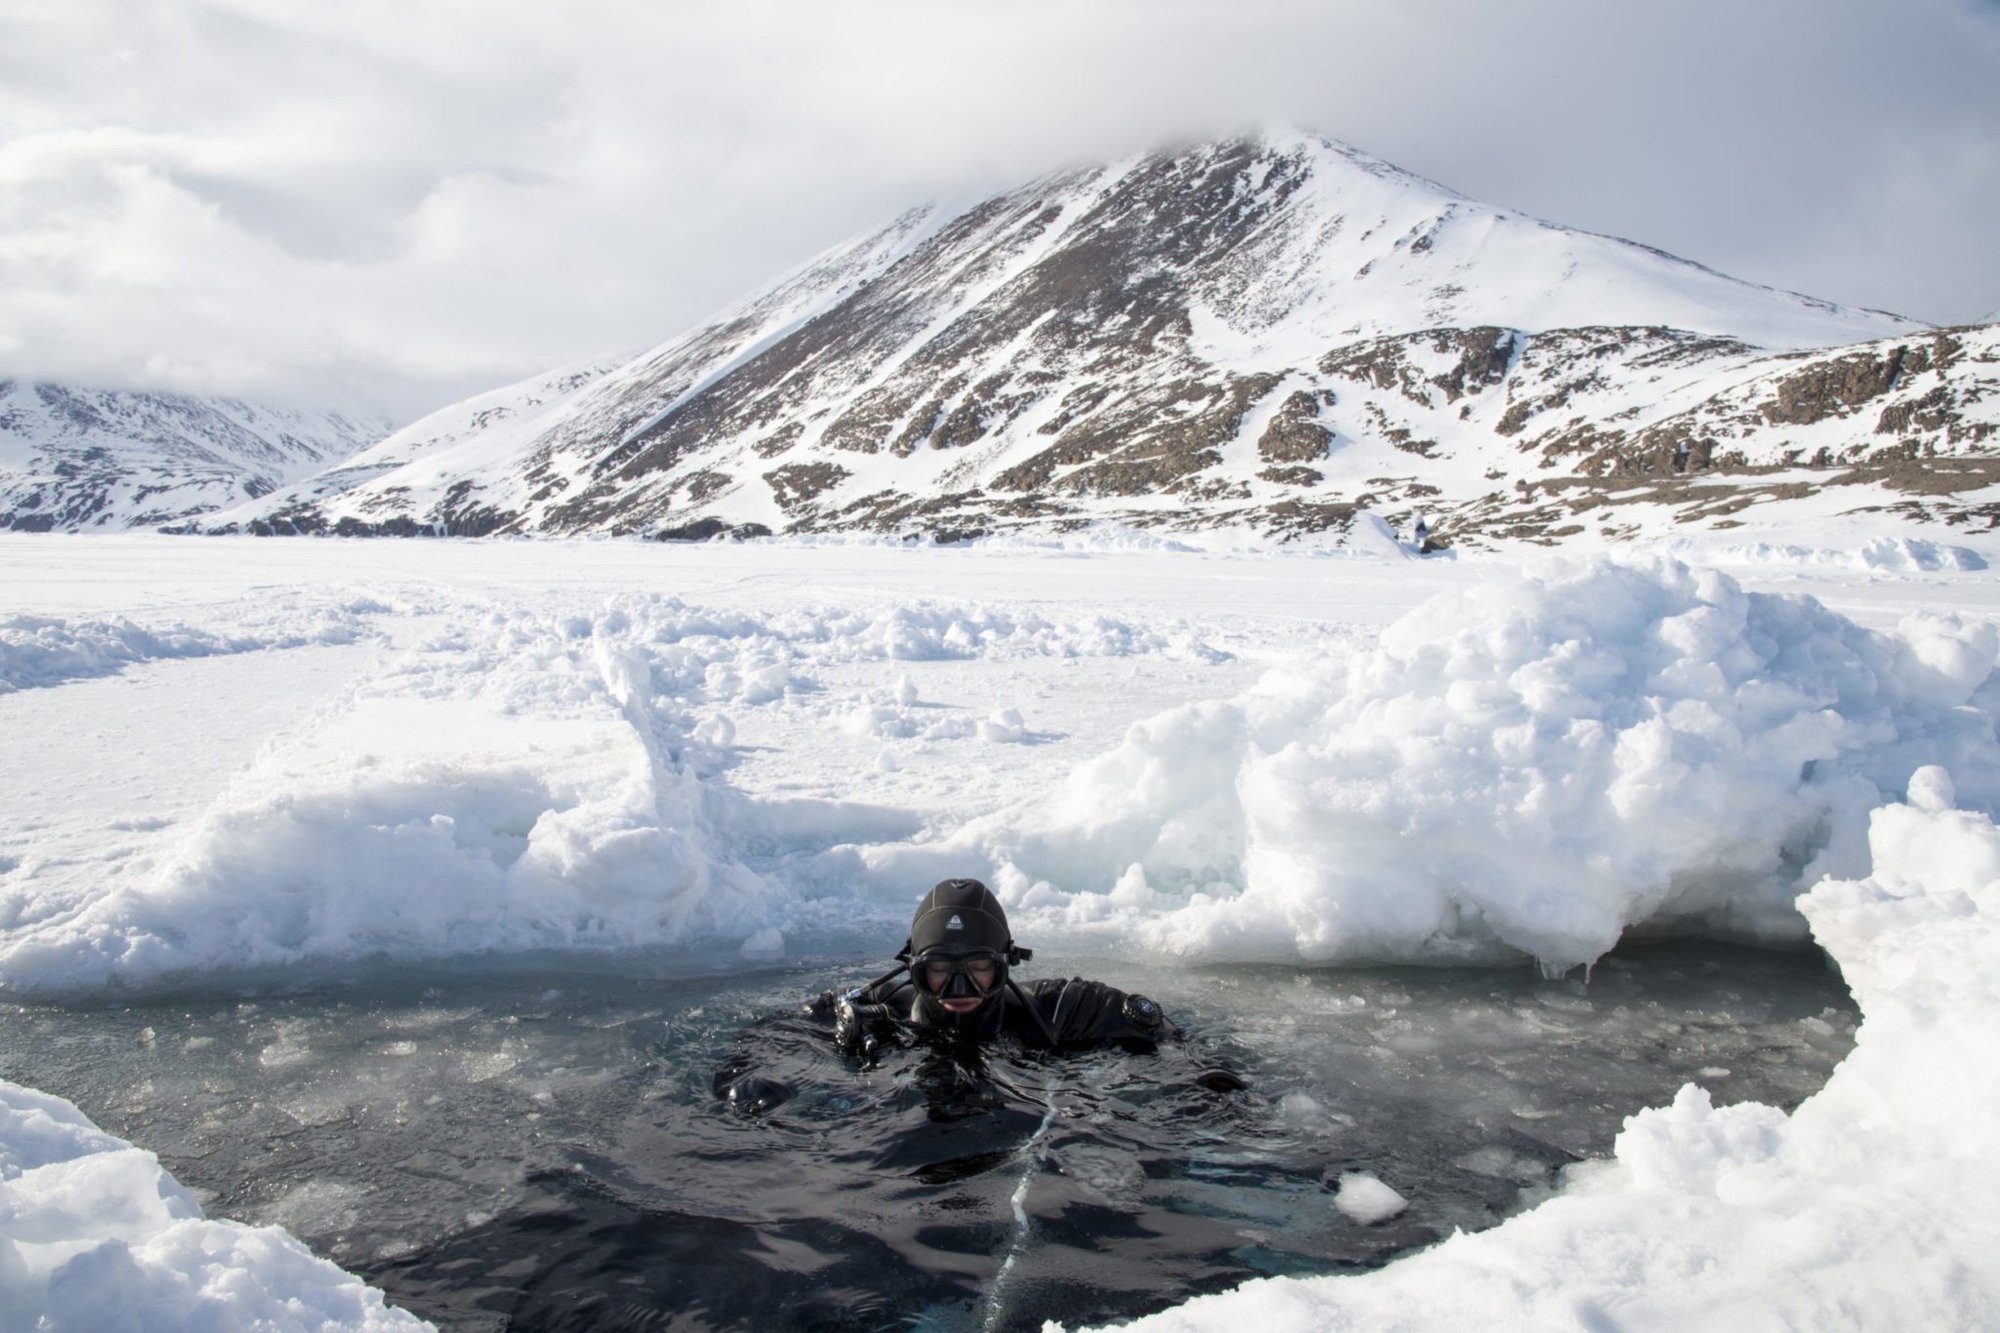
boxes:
[178,131,2000,545]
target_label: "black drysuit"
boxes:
[820,973,1175,1049]
[714,975,1238,1112]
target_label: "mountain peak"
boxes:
[196,131,1973,548]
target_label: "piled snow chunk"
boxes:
[1331,1173,1408,1224]
[0,615,254,691]
[0,1079,428,1331]
[1078,785,2000,1332]
[980,557,2000,972]
[978,708,1031,743]
[0,604,786,991]
[8,587,1188,991]
[826,602,1216,663]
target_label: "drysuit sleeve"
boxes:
[808,983,910,1060]
[1023,978,1178,1047]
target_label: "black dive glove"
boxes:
[834,995,896,1060]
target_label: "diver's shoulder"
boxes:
[1019,976,1076,1002]
[1031,976,1128,999]
[1024,977,1179,1042]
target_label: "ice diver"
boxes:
[715,877,1246,1111]
[823,877,1176,1057]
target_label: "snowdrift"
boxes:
[0,595,1212,992]
[1690,535,1990,574]
[5,557,1999,991]
[1,601,378,693]
[958,557,2000,972]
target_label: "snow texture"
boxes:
[946,558,2000,973]
[6,556,1998,990]
[1,602,377,692]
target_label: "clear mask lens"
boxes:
[916,951,1002,997]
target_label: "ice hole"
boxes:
[2,937,1855,1331]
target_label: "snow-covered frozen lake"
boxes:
[5,530,2000,1330]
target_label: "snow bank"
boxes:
[1695,535,1989,573]
[0,1079,429,1331]
[0,594,1209,992]
[8,558,1997,992]
[1083,773,2000,1331]
[965,557,2000,972]
[0,603,376,692]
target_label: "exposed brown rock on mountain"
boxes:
[183,131,1988,547]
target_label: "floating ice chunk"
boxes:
[1454,1147,1550,1184]
[1333,1172,1408,1224]
[1278,1091,1327,1127]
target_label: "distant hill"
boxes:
[0,382,383,531]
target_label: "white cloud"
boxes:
[0,0,1995,421]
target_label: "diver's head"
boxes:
[901,878,1021,1031]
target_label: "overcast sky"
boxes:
[3,0,1997,423]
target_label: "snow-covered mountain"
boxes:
[205,129,1994,545]
[223,357,628,536]
[0,382,382,531]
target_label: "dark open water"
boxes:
[1,940,1857,1331]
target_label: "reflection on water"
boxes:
[1,940,1856,1331]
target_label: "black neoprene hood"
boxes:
[905,878,1012,957]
